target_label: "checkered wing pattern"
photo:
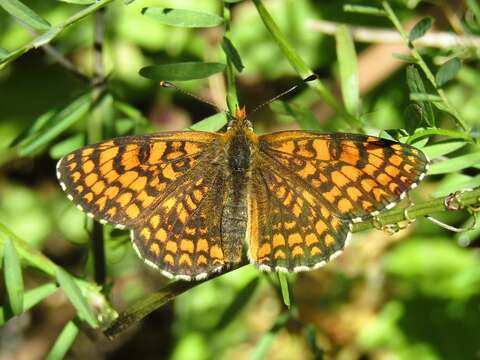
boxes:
[258,131,429,223]
[57,131,229,280]
[248,156,351,272]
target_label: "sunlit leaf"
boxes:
[142,7,223,28]
[56,268,98,328]
[336,25,359,115]
[222,36,244,72]
[45,320,79,360]
[189,112,228,132]
[3,238,24,315]
[429,152,480,175]
[0,0,51,31]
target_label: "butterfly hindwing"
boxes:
[248,156,351,272]
[258,131,429,223]
[132,168,229,280]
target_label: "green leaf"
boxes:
[336,25,360,116]
[406,66,435,127]
[404,104,423,133]
[189,112,228,132]
[139,62,225,81]
[221,36,244,72]
[46,320,79,360]
[435,57,461,87]
[113,100,149,126]
[429,152,480,175]
[251,312,289,360]
[9,109,56,148]
[0,283,57,325]
[422,140,467,159]
[17,93,92,156]
[141,7,223,28]
[277,273,291,309]
[392,53,417,63]
[3,238,24,315]
[49,134,85,160]
[343,4,386,16]
[215,277,260,330]
[409,17,433,42]
[0,0,51,31]
[56,267,98,328]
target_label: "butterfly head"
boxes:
[227,105,253,131]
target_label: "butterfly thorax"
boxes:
[220,118,257,264]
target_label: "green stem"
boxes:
[223,2,239,113]
[0,0,116,67]
[382,1,469,131]
[89,8,107,287]
[104,186,480,338]
[251,0,361,128]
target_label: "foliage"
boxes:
[1,0,480,359]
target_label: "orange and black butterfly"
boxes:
[57,105,428,281]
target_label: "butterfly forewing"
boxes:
[258,131,429,223]
[57,132,221,228]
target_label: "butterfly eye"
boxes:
[227,120,234,129]
[246,119,253,130]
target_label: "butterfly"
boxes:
[56,106,429,281]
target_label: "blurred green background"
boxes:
[1,0,480,359]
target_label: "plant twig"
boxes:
[0,0,116,68]
[381,1,469,132]
[305,19,480,49]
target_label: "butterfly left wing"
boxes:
[56,132,221,229]
[258,131,428,223]
[248,157,351,272]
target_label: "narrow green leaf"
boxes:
[9,109,56,148]
[336,25,360,115]
[141,7,223,28]
[221,36,244,72]
[215,277,260,330]
[343,4,386,16]
[0,0,51,31]
[392,53,417,63]
[409,93,442,102]
[251,312,289,360]
[0,283,57,325]
[113,100,149,126]
[46,320,79,360]
[189,112,227,132]
[409,17,433,42]
[429,152,480,175]
[140,62,225,81]
[17,93,92,156]
[422,140,467,159]
[49,134,84,160]
[406,127,473,144]
[3,238,24,315]
[406,66,435,127]
[56,267,98,328]
[277,273,290,309]
[435,57,461,87]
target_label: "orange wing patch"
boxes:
[259,131,428,223]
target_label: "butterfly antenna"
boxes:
[159,81,227,114]
[250,74,318,115]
